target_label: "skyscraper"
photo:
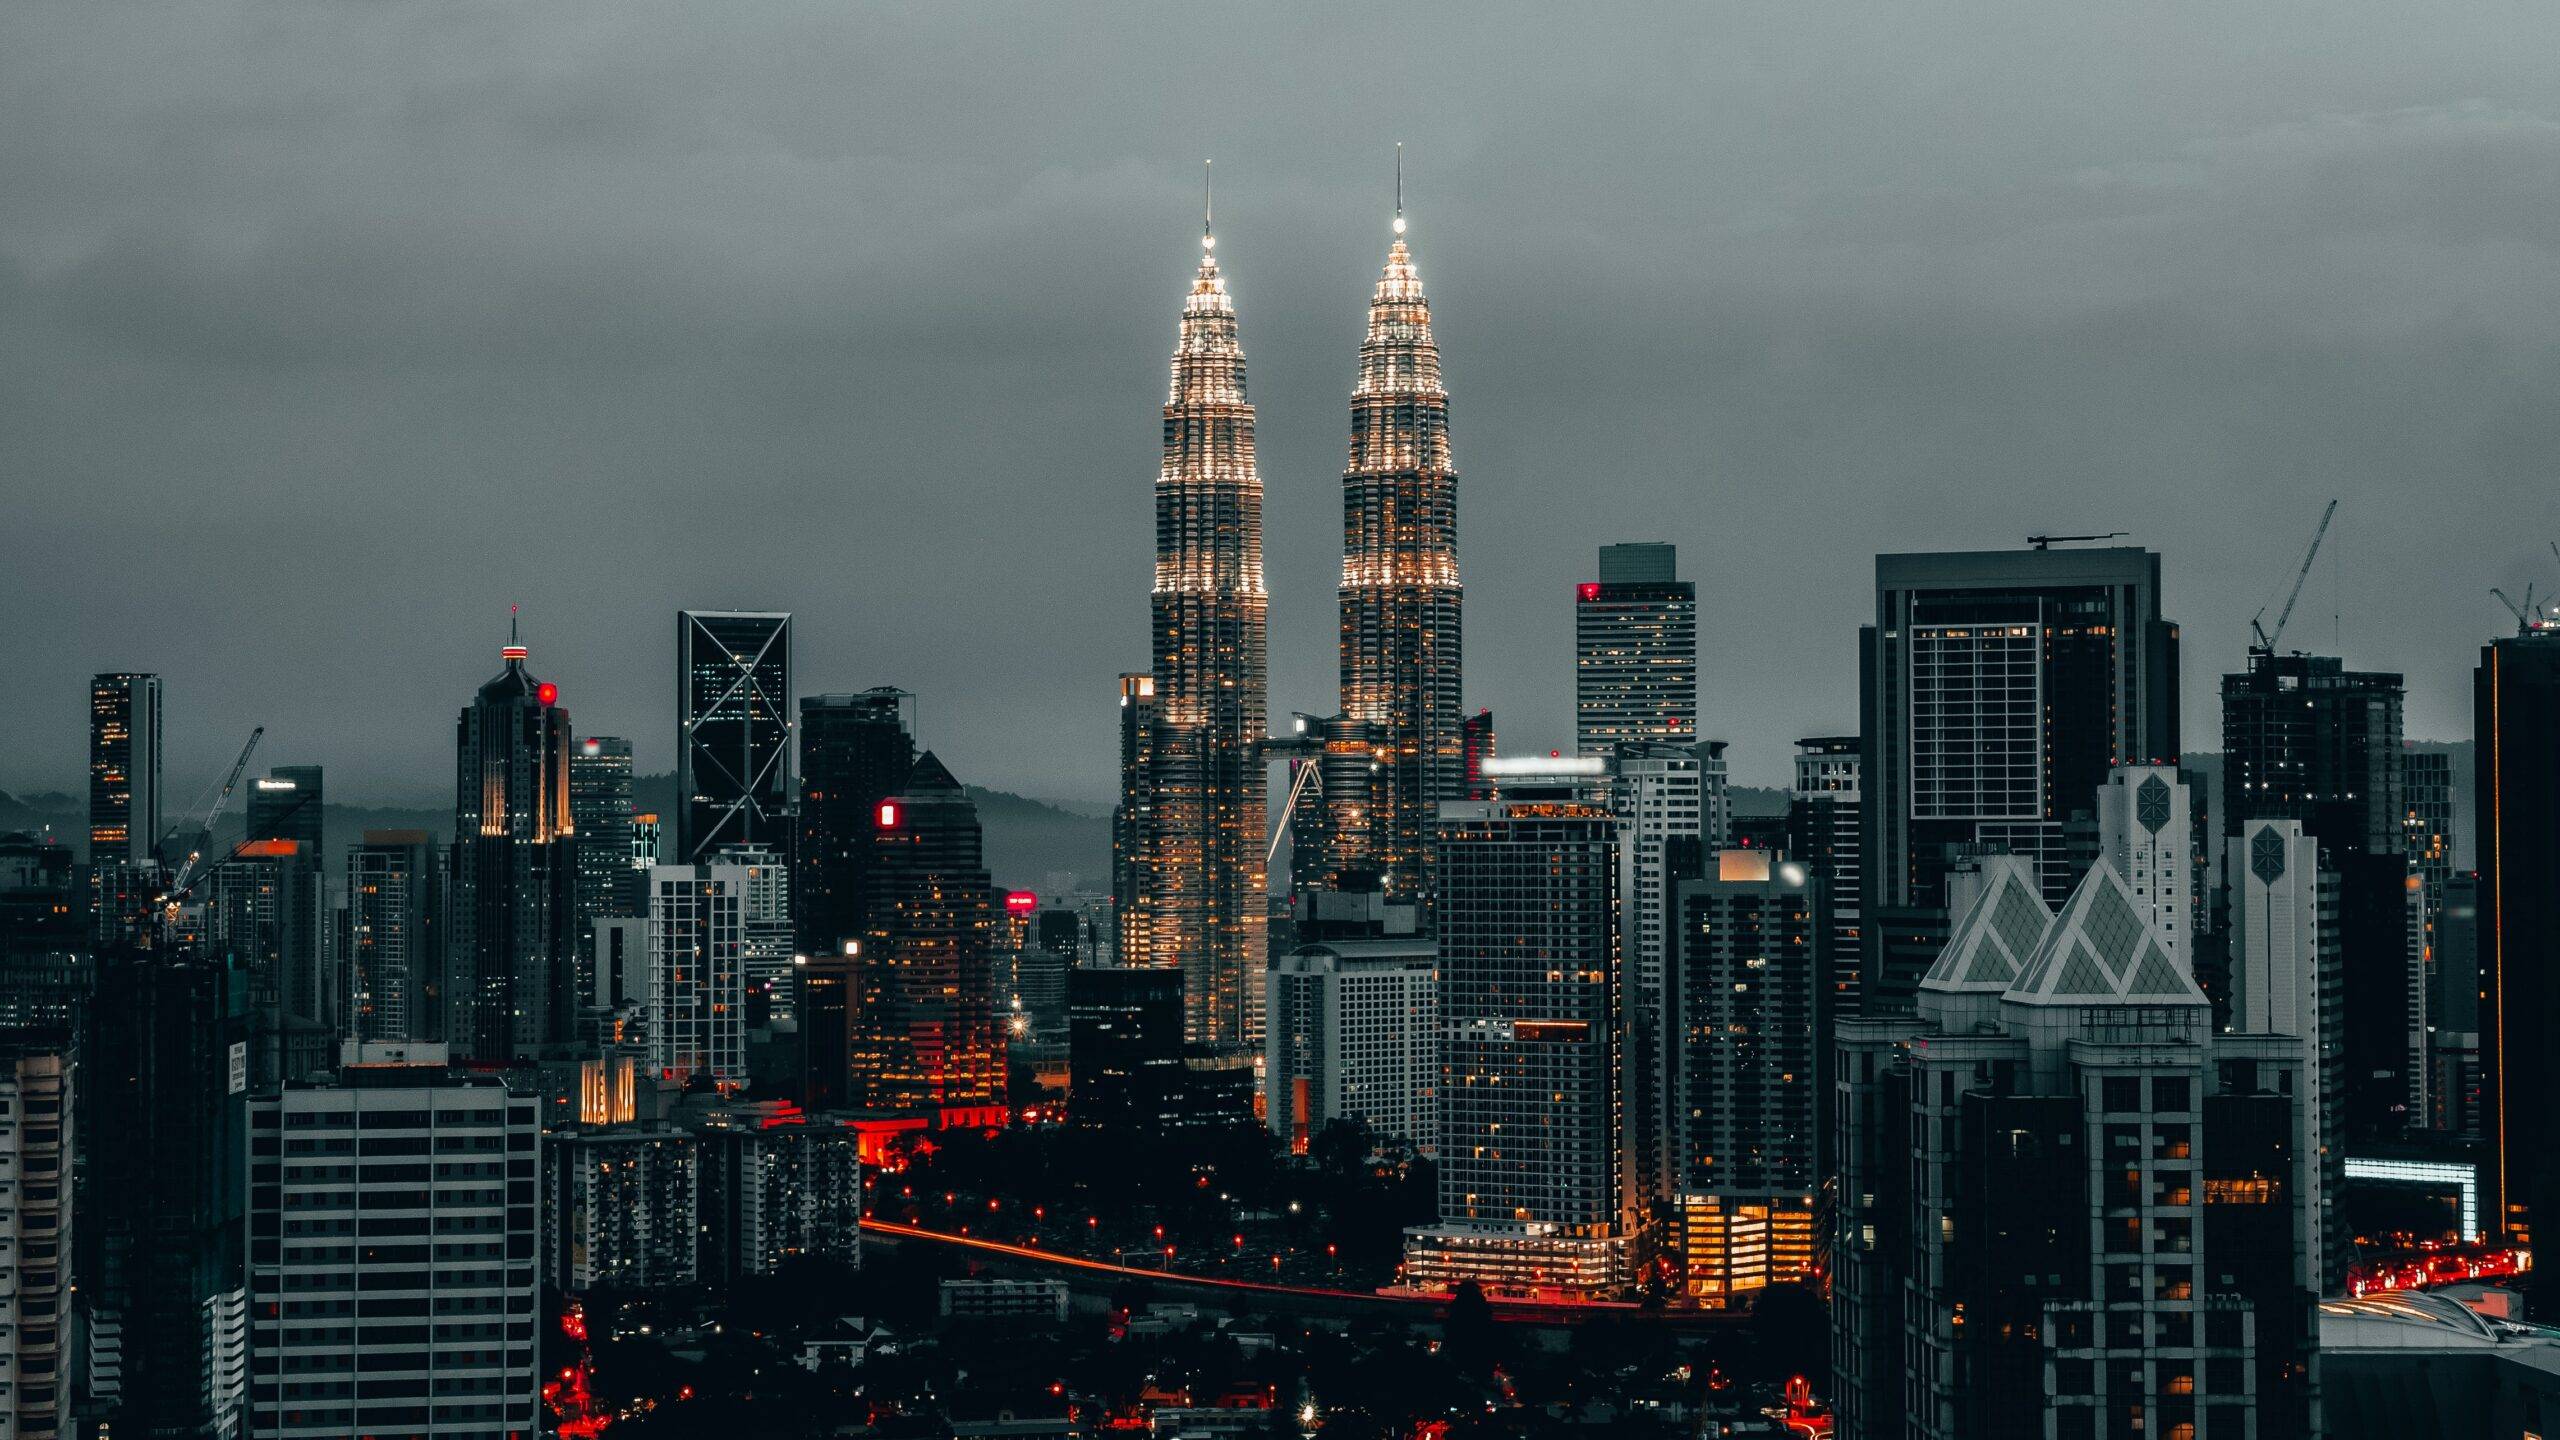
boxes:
[1110,673,1161,964]
[797,689,915,955]
[2476,618,2560,1245]
[1460,709,1495,800]
[1402,795,1635,1300]
[1265,935,1437,1157]
[677,610,792,863]
[447,628,578,1062]
[1335,196,1462,910]
[1672,850,1820,1309]
[1786,735,1862,1020]
[80,948,248,1440]
[245,765,323,854]
[1575,543,1697,754]
[646,861,748,1090]
[570,736,638,931]
[1832,857,2318,1440]
[2222,651,2412,1139]
[2231,817,2346,1292]
[850,753,1004,1124]
[247,1061,540,1439]
[1861,545,2180,992]
[1121,209,1269,1051]
[88,672,162,866]
[0,1033,73,1440]
[345,830,440,1044]
[1610,743,1704,1206]
[2099,764,2192,977]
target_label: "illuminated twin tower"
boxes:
[1118,164,1463,1051]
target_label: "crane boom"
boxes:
[2251,499,2337,656]
[167,726,263,897]
[2026,531,2126,550]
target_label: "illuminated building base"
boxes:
[1675,1192,1817,1308]
[1399,1221,1635,1300]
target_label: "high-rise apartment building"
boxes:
[1610,744,1704,1205]
[1787,736,1863,1021]
[570,736,638,931]
[1672,851,1820,1309]
[711,843,792,1022]
[688,1101,865,1287]
[850,754,1003,1124]
[1264,936,1436,1157]
[1335,205,1462,910]
[797,689,915,955]
[246,1060,540,1439]
[1110,673,1161,964]
[1068,966,1186,1134]
[2222,652,2412,1140]
[2401,748,2454,1128]
[1575,543,1697,754]
[447,630,578,1062]
[1861,547,2180,992]
[1118,217,1269,1052]
[80,948,248,1440]
[2477,619,2560,1245]
[2230,818,2346,1293]
[207,839,332,1083]
[646,862,747,1090]
[2099,765,2192,977]
[1403,797,1635,1299]
[676,610,792,863]
[545,1127,700,1293]
[1832,857,2317,1440]
[344,830,439,1044]
[88,672,162,866]
[0,1034,73,1440]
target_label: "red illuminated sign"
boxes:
[877,801,901,828]
[1577,582,1601,601]
[1005,890,1038,914]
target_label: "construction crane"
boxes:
[2249,499,2338,658]
[2026,531,2126,550]
[2492,584,2547,636]
[163,726,263,898]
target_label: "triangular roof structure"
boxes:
[2004,857,2207,1008]
[902,750,962,796]
[1919,855,2053,994]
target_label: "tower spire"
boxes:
[1393,142,1405,235]
[1204,158,1213,246]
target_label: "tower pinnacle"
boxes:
[1204,158,1214,248]
[1393,142,1405,235]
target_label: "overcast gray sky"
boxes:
[3,1,2553,806]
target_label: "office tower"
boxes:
[245,765,324,855]
[1334,202,1462,910]
[1460,709,1495,800]
[0,1034,72,1440]
[80,949,247,1440]
[546,1127,699,1293]
[1832,857,2317,1440]
[207,839,333,1083]
[2431,872,2483,1137]
[344,830,439,1044]
[687,1102,865,1286]
[1115,217,1269,1052]
[711,843,792,1022]
[447,629,578,1062]
[2230,818,2345,1293]
[646,862,747,1090]
[570,736,637,930]
[88,673,162,865]
[1671,851,1819,1309]
[1110,673,1161,963]
[1861,547,2180,995]
[2402,747,2454,1126]
[0,834,92,1036]
[1574,543,1698,754]
[676,610,793,862]
[1265,934,1437,1156]
[797,689,915,955]
[589,916,646,1012]
[1403,796,1635,1299]
[798,945,856,1110]
[2222,651,2412,1139]
[850,754,1003,1123]
[2098,764,2192,977]
[1068,966,1183,1131]
[2478,619,2560,1244]
[1786,736,1862,1021]
[1268,711,1387,900]
[1611,744,1704,1205]
[629,813,661,870]
[246,1061,540,1439]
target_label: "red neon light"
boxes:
[537,682,558,706]
[877,801,901,828]
[1577,582,1601,601]
[1005,890,1038,913]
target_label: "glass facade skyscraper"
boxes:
[796,689,915,956]
[448,632,578,1060]
[87,672,162,866]
[677,610,793,863]
[1574,542,1697,754]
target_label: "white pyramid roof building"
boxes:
[1914,855,2052,1032]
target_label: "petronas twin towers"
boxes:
[1119,179,1462,1051]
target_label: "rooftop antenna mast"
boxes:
[1394,142,1406,235]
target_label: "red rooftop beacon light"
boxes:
[537,682,558,706]
[876,801,901,829]
[1577,582,1601,601]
